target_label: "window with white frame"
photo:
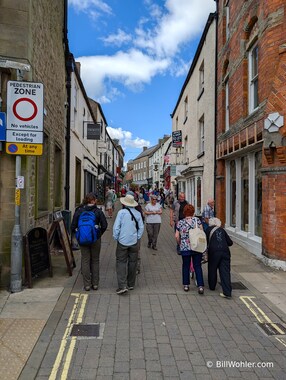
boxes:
[184,96,188,121]
[144,161,146,168]
[225,1,230,41]
[225,79,229,131]
[199,61,204,94]
[199,115,205,153]
[248,43,259,113]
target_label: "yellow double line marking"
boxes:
[49,293,88,380]
[240,296,286,347]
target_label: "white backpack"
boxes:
[188,218,207,253]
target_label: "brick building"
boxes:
[215,0,286,268]
[0,0,67,286]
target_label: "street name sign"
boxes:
[6,81,44,155]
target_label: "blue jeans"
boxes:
[182,252,204,287]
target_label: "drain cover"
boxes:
[70,324,100,337]
[257,322,286,336]
[219,281,248,290]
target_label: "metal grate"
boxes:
[70,323,100,337]
[219,281,248,290]
[257,322,286,336]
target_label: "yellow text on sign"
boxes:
[6,143,43,156]
[15,189,20,206]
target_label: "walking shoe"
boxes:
[92,285,98,290]
[220,293,231,299]
[198,287,204,295]
[183,286,189,292]
[148,242,152,248]
[127,286,134,290]
[152,246,158,250]
[84,286,91,291]
[116,288,128,295]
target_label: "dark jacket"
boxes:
[206,226,233,254]
[71,204,108,237]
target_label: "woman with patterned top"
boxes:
[175,204,205,294]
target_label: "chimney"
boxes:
[75,61,81,75]
[143,146,147,151]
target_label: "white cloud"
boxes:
[135,0,216,57]
[69,0,112,14]
[107,126,150,149]
[77,49,170,99]
[101,29,132,47]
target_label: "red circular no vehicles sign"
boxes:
[7,80,44,131]
[12,98,38,121]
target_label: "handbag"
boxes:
[188,218,207,253]
[201,226,219,264]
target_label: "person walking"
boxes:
[206,217,233,298]
[71,192,107,291]
[113,194,144,295]
[202,198,215,231]
[170,192,188,252]
[144,194,162,252]
[159,188,166,209]
[105,186,114,218]
[175,204,205,294]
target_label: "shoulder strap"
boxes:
[208,226,219,246]
[125,208,139,231]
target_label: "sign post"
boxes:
[7,78,44,292]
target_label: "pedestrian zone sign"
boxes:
[6,80,44,155]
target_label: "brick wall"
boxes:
[216,0,286,261]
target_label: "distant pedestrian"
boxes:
[105,187,114,218]
[71,192,107,291]
[202,198,215,232]
[159,188,166,209]
[144,194,162,252]
[206,218,233,299]
[175,204,205,294]
[113,194,144,294]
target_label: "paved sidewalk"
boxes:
[1,202,286,379]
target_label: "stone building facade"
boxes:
[216,0,286,268]
[0,0,67,287]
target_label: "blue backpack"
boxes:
[75,211,98,245]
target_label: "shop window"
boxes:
[75,158,81,207]
[241,156,249,231]
[230,160,236,227]
[37,133,49,214]
[255,151,262,236]
[196,177,202,215]
[54,145,62,208]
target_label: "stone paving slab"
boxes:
[12,204,286,379]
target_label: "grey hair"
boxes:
[209,217,221,227]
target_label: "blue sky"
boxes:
[68,0,216,164]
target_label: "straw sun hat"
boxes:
[120,194,138,207]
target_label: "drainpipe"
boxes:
[214,1,219,207]
[64,0,72,210]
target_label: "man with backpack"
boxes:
[71,192,107,291]
[113,194,144,295]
